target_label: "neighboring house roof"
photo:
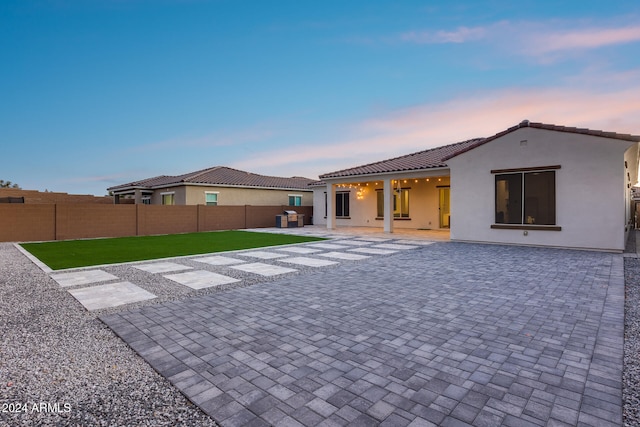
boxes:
[442,120,640,161]
[319,120,640,181]
[108,166,318,192]
[319,138,484,179]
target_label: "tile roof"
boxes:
[108,166,317,192]
[319,138,484,179]
[442,120,640,161]
[320,120,640,180]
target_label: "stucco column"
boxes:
[383,178,394,233]
[134,189,143,205]
[326,183,336,230]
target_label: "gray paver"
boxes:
[164,270,240,289]
[275,246,323,254]
[70,281,156,310]
[230,262,298,277]
[372,243,419,250]
[50,269,118,287]
[101,242,624,426]
[318,252,370,261]
[348,247,398,255]
[193,255,246,266]
[238,250,289,259]
[279,257,339,267]
[307,243,352,250]
[133,261,193,273]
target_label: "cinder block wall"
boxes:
[0,205,56,242]
[0,204,314,242]
[198,206,246,231]
[137,205,199,236]
[0,188,112,204]
[55,205,137,240]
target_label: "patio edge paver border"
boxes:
[578,254,625,426]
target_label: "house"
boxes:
[108,166,316,207]
[316,120,640,252]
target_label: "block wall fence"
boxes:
[0,204,313,242]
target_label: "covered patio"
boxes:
[314,138,481,234]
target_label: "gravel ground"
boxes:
[625,231,640,427]
[0,242,219,426]
[3,235,640,426]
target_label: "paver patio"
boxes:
[101,242,623,426]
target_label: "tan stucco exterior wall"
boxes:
[170,185,314,206]
[313,176,450,230]
[150,187,187,205]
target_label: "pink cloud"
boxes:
[233,85,640,179]
[395,21,640,62]
[400,26,487,44]
[532,25,640,54]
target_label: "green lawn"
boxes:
[21,230,325,270]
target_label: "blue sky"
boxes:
[2,0,640,195]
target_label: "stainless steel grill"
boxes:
[276,210,304,228]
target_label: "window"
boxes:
[205,192,218,206]
[161,193,175,205]
[288,195,302,206]
[495,169,556,225]
[376,188,410,218]
[394,188,410,218]
[336,192,350,217]
[324,192,327,217]
[141,197,151,205]
[376,188,409,218]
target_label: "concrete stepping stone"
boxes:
[274,247,322,254]
[164,270,240,290]
[133,262,193,274]
[348,247,398,255]
[393,240,436,246]
[373,243,419,250]
[279,257,338,267]
[230,262,297,277]
[193,255,246,266]
[68,281,156,311]
[331,240,373,246]
[354,237,392,242]
[50,270,118,288]
[238,251,289,259]
[318,252,370,261]
[306,243,350,250]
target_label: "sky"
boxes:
[2,0,640,196]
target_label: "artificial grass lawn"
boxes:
[21,230,326,270]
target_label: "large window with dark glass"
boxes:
[336,191,350,217]
[376,188,410,218]
[394,188,410,218]
[495,170,556,225]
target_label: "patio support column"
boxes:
[383,178,394,233]
[326,183,336,229]
[134,189,143,204]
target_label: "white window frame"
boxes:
[336,191,350,218]
[161,192,175,205]
[205,191,219,206]
[288,194,303,206]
